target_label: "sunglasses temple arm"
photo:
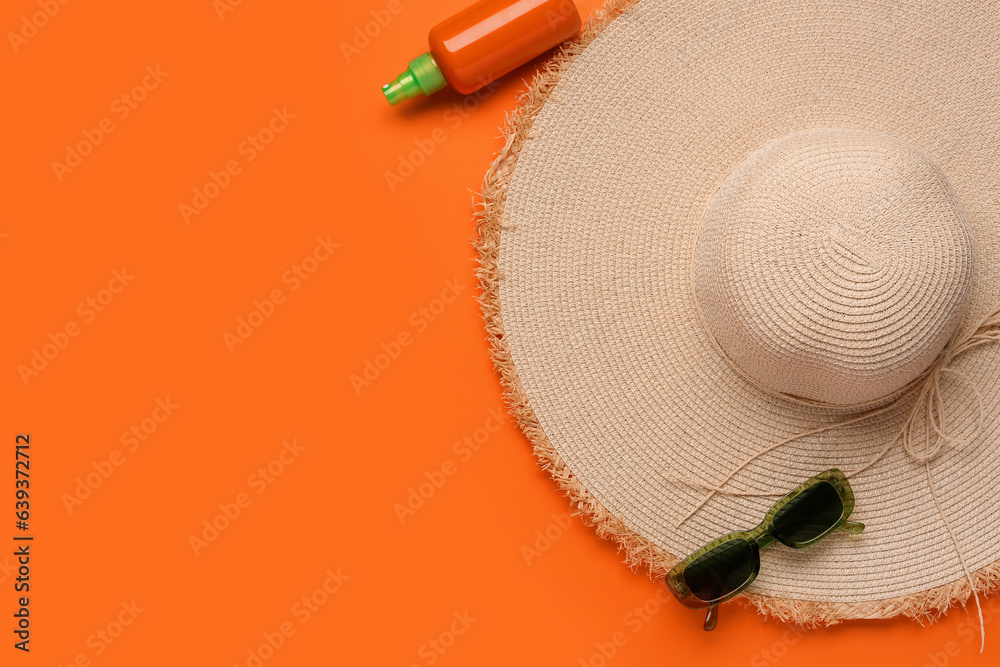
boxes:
[704,605,719,631]
[840,520,865,534]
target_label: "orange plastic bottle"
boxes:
[382,0,582,105]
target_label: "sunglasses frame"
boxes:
[666,468,861,610]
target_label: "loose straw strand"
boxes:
[672,401,903,527]
[925,461,985,653]
[672,303,1000,521]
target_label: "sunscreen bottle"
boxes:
[382,0,582,105]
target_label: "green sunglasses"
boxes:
[666,468,865,630]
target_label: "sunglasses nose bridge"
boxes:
[746,518,776,550]
[755,533,777,550]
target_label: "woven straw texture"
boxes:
[475,0,1000,625]
[694,128,975,406]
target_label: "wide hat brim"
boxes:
[475,0,1000,625]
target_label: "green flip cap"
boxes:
[382,52,448,105]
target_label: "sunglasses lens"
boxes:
[772,480,844,544]
[683,539,756,602]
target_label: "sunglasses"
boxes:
[666,468,864,630]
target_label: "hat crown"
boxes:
[694,129,975,405]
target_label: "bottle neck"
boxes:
[382,52,448,105]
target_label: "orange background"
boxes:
[2,0,996,665]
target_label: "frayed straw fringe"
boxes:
[472,0,1000,628]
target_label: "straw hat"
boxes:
[475,0,1000,626]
